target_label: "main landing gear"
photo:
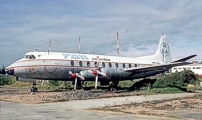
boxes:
[31,82,38,92]
[108,81,119,92]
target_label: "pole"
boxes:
[116,30,119,56]
[41,40,57,54]
[108,30,127,56]
[48,40,51,54]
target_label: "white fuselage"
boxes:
[6,51,165,81]
[6,34,191,82]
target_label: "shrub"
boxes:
[153,70,199,88]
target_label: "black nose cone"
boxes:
[6,69,14,75]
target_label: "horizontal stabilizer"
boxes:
[172,55,197,63]
[125,62,190,73]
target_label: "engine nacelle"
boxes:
[79,69,109,81]
[16,77,36,83]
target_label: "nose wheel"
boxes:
[31,87,38,92]
[31,82,38,92]
[108,81,119,92]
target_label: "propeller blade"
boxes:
[95,75,98,89]
[97,71,106,76]
[69,71,73,75]
[74,77,77,91]
[76,73,85,80]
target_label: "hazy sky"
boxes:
[0,0,202,67]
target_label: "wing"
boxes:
[172,54,197,62]
[124,62,190,73]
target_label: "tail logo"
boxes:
[160,43,169,57]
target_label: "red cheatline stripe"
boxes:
[6,65,98,70]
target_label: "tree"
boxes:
[152,70,198,88]
[0,67,2,74]
[1,65,5,75]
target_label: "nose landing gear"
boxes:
[108,81,119,92]
[31,82,38,92]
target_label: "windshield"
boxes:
[24,55,36,59]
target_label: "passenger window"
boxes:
[109,63,112,67]
[135,64,137,67]
[94,62,98,67]
[71,61,74,66]
[115,63,118,68]
[129,64,131,68]
[123,63,125,68]
[102,62,105,67]
[87,61,90,67]
[79,61,82,66]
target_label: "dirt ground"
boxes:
[0,88,143,104]
[89,93,202,119]
[1,88,202,119]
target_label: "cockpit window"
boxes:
[30,55,36,59]
[24,55,36,59]
[24,55,29,59]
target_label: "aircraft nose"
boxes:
[6,69,14,75]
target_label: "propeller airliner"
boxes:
[6,34,196,92]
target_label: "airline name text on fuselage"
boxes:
[62,54,89,60]
[62,54,111,61]
[92,58,111,61]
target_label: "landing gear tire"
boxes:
[77,85,83,89]
[109,86,117,92]
[108,81,119,92]
[31,87,38,92]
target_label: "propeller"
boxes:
[92,70,98,89]
[94,56,100,89]
[69,71,84,90]
[90,56,107,89]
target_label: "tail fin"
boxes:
[137,34,172,63]
[152,34,172,63]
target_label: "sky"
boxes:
[0,0,202,67]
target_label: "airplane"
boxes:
[5,34,196,92]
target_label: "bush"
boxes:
[0,76,15,86]
[152,70,199,88]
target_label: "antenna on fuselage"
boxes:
[108,29,127,56]
[41,40,57,54]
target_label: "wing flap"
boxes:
[125,62,190,72]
